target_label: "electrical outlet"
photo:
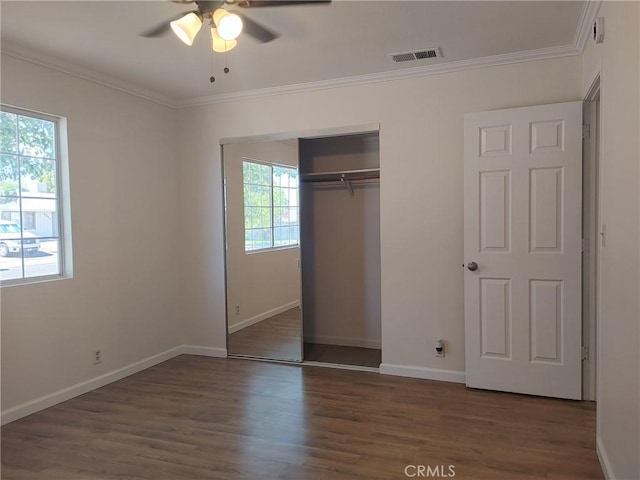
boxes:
[93,349,102,365]
[435,339,445,358]
[235,304,240,315]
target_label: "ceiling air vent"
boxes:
[389,48,441,63]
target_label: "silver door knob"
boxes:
[467,262,478,272]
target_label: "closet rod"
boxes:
[299,168,380,183]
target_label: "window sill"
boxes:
[245,245,299,255]
[1,274,72,288]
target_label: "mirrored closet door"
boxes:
[223,140,303,362]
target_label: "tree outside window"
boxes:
[243,160,299,252]
[0,108,64,282]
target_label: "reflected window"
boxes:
[0,107,69,284]
[242,160,299,252]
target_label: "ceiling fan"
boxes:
[142,0,331,53]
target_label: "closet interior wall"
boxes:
[299,133,381,364]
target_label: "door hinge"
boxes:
[582,124,591,139]
[582,238,589,253]
[581,346,589,360]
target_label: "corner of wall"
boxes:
[1,345,228,425]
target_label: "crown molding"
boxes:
[1,41,179,109]
[574,0,602,54]
[2,1,601,110]
[176,0,602,108]
[177,43,582,108]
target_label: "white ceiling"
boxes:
[1,1,588,106]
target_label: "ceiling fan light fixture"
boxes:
[211,27,237,52]
[170,12,203,46]
[213,8,243,41]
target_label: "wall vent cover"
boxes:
[389,48,441,63]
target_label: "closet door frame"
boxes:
[221,123,380,364]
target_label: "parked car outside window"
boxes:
[0,220,40,257]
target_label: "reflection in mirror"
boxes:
[223,139,302,362]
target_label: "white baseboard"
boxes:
[228,301,299,334]
[379,363,466,384]
[304,335,381,350]
[0,344,229,425]
[181,345,227,357]
[2,348,468,426]
[0,346,183,425]
[596,435,614,479]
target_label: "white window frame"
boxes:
[0,105,73,286]
[242,159,299,253]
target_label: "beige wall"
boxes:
[4,37,610,454]
[300,134,381,348]
[0,54,179,410]
[175,56,583,376]
[581,3,640,479]
[3,16,639,477]
[223,140,300,331]
[1,50,585,419]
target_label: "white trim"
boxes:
[228,301,299,334]
[0,349,472,426]
[574,0,603,54]
[379,363,466,384]
[582,88,600,402]
[1,42,177,108]
[0,346,183,425]
[179,44,582,107]
[220,123,380,145]
[596,435,615,479]
[180,345,228,358]
[304,335,381,350]
[584,73,602,102]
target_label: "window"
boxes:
[0,106,69,284]
[243,160,299,252]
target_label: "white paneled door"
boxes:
[463,102,582,399]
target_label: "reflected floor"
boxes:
[228,307,302,361]
[228,307,381,368]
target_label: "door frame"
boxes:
[582,76,601,401]
[220,123,381,365]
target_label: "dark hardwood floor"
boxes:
[304,342,381,368]
[228,307,302,361]
[1,355,602,480]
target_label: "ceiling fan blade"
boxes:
[236,13,280,43]
[239,0,330,6]
[140,11,195,38]
[140,22,172,38]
